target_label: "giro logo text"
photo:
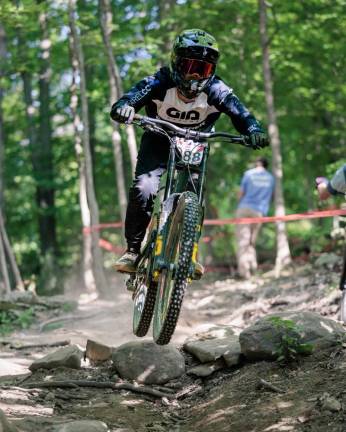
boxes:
[166,108,200,121]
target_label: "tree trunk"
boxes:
[0,213,24,291]
[0,23,5,208]
[69,50,94,294]
[124,125,137,176]
[99,0,137,176]
[0,25,10,292]
[0,222,10,294]
[157,0,176,64]
[258,0,291,276]
[0,23,24,292]
[20,11,59,294]
[99,0,128,223]
[37,2,60,293]
[68,0,107,296]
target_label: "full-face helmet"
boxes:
[171,29,219,99]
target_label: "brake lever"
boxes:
[133,118,164,134]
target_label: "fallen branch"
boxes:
[23,380,176,399]
[55,392,89,401]
[39,312,102,332]
[175,383,204,399]
[258,378,286,394]
[12,340,71,350]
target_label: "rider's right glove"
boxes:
[249,132,269,149]
[112,104,135,124]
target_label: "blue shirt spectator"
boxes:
[238,158,275,216]
[235,157,275,279]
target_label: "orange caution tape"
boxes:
[204,208,346,225]
[90,208,345,252]
[83,208,346,234]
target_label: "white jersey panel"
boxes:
[153,88,218,126]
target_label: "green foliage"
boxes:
[268,316,314,363]
[0,307,35,336]
[0,0,344,284]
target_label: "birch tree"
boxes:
[99,0,128,223]
[99,0,137,175]
[68,0,107,296]
[258,0,291,275]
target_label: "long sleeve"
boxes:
[207,78,264,135]
[328,164,346,195]
[110,75,158,119]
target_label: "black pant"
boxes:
[125,132,170,252]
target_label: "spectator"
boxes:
[235,157,275,279]
[316,164,346,321]
[316,164,346,200]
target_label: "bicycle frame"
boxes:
[148,136,208,282]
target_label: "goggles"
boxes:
[177,57,215,81]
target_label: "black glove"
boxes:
[112,104,135,124]
[249,132,269,149]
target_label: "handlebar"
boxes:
[132,114,250,146]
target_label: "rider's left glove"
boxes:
[249,132,269,149]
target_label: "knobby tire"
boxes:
[133,222,158,337]
[153,192,201,345]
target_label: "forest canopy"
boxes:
[0,0,345,294]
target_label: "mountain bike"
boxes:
[127,114,251,345]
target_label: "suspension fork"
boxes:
[198,144,209,205]
[189,146,208,277]
[164,141,176,200]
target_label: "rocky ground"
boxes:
[0,252,346,432]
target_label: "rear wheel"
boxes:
[133,221,158,337]
[153,192,200,345]
[133,276,157,337]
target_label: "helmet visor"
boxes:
[177,57,215,81]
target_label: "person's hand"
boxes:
[249,132,269,149]
[112,105,135,124]
[315,177,331,200]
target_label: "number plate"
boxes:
[175,137,206,165]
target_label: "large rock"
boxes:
[29,345,83,371]
[0,408,19,432]
[112,341,185,384]
[55,420,109,432]
[240,311,345,361]
[183,325,242,366]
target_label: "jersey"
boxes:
[238,167,275,216]
[111,67,263,135]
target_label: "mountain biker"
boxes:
[111,29,269,275]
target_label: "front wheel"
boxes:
[153,192,201,345]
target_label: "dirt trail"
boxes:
[1,259,346,431]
